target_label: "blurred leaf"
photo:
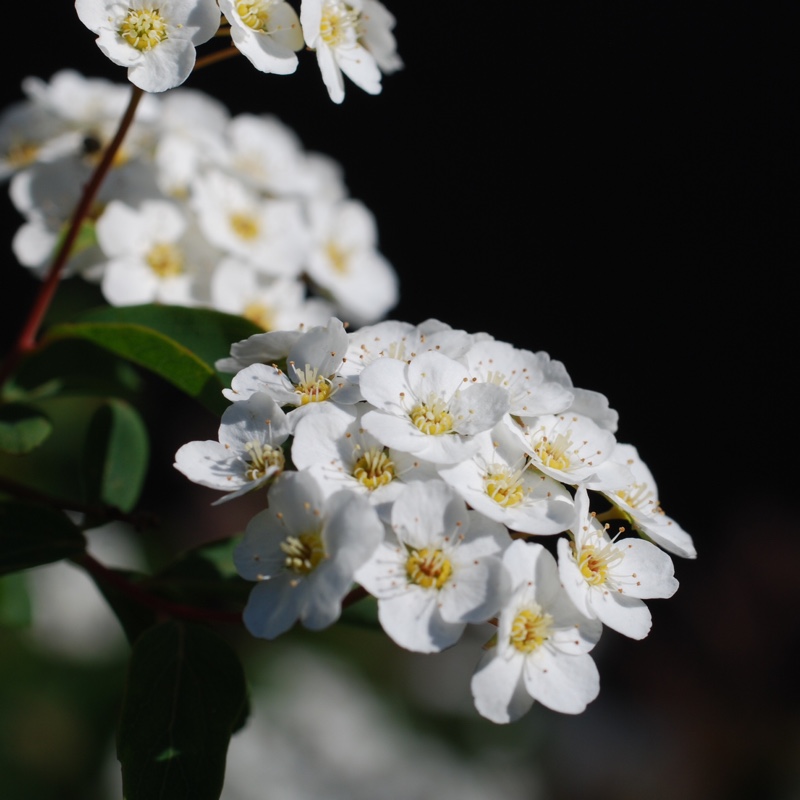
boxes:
[75,305,262,368]
[117,620,249,800]
[3,337,142,401]
[0,395,137,508]
[83,398,149,513]
[43,321,227,416]
[0,403,52,454]
[0,571,32,627]
[0,500,86,575]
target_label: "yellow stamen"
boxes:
[280,532,325,574]
[406,547,452,590]
[510,608,552,653]
[119,8,169,51]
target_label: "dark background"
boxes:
[2,3,799,799]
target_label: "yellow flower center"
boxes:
[236,0,271,31]
[6,139,39,170]
[574,537,624,587]
[243,440,285,481]
[352,447,395,489]
[615,481,659,513]
[532,430,572,471]
[410,398,453,436]
[320,0,360,47]
[242,301,277,331]
[119,8,169,51]
[291,364,333,405]
[483,464,526,508]
[145,242,183,278]
[406,547,452,590]
[230,211,260,241]
[510,608,552,653]
[280,532,325,574]
[325,242,350,274]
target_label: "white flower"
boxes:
[600,443,697,559]
[219,0,303,75]
[95,198,216,305]
[210,259,336,332]
[300,0,401,104]
[354,480,511,653]
[470,540,602,723]
[190,169,309,277]
[437,424,575,535]
[304,199,399,327]
[222,317,363,420]
[290,403,428,520]
[359,350,510,465]
[510,412,634,489]
[173,391,291,503]
[556,487,679,640]
[75,0,221,93]
[234,470,384,638]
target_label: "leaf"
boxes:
[0,571,32,627]
[0,403,52,454]
[0,500,86,575]
[83,398,149,513]
[43,321,227,416]
[117,620,249,800]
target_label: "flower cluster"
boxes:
[175,316,696,723]
[1,70,399,328]
[74,0,402,102]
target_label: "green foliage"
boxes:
[117,620,249,800]
[0,402,52,454]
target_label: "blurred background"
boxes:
[1,2,799,799]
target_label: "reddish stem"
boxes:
[0,85,145,386]
[75,552,244,625]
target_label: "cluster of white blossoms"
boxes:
[174,316,696,724]
[74,0,402,103]
[1,70,399,328]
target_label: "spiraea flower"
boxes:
[218,0,304,75]
[355,480,511,653]
[471,540,603,723]
[74,0,221,93]
[234,470,384,638]
[173,391,291,503]
[557,486,679,639]
[300,0,402,104]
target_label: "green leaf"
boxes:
[83,398,149,513]
[43,321,227,415]
[75,305,262,374]
[0,500,86,576]
[0,571,32,627]
[0,403,52,454]
[117,620,249,800]
[0,395,142,508]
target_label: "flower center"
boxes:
[410,397,453,435]
[615,481,658,512]
[230,211,260,241]
[242,301,277,331]
[319,0,360,48]
[325,242,350,274]
[510,607,553,653]
[352,447,395,489]
[280,532,325,574]
[532,430,572,471]
[243,440,285,481]
[406,547,452,590]
[236,0,271,31]
[119,8,169,51]
[575,539,624,586]
[483,464,526,507]
[145,242,183,278]
[291,364,333,405]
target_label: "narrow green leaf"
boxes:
[83,399,149,513]
[44,321,226,415]
[0,404,52,454]
[117,620,249,800]
[0,500,86,575]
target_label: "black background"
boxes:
[2,3,799,799]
